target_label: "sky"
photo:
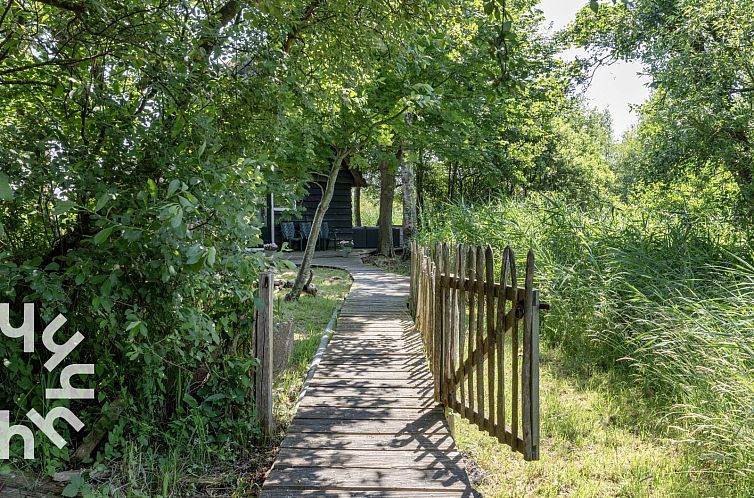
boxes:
[537,0,651,139]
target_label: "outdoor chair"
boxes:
[300,222,313,248]
[319,222,338,250]
[280,221,303,250]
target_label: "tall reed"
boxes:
[419,196,754,482]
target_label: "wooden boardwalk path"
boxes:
[261,255,475,497]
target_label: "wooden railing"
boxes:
[409,241,544,461]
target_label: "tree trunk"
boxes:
[353,187,362,227]
[286,150,348,301]
[376,150,398,257]
[416,148,425,217]
[401,147,417,252]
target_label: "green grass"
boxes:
[419,195,754,495]
[454,346,744,497]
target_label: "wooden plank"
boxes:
[441,243,451,405]
[327,339,424,347]
[299,396,438,409]
[495,246,510,443]
[510,247,519,451]
[262,467,469,491]
[485,245,496,434]
[522,249,534,460]
[312,370,433,381]
[318,357,428,367]
[317,355,429,364]
[448,244,459,408]
[532,288,541,461]
[475,246,485,428]
[466,247,476,419]
[288,417,449,435]
[272,448,465,470]
[303,386,434,397]
[458,244,467,419]
[325,348,423,356]
[254,272,274,436]
[262,490,473,498]
[281,433,457,451]
[433,243,443,401]
[307,378,434,389]
[295,406,442,420]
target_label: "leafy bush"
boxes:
[0,173,276,477]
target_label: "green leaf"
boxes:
[61,475,84,498]
[0,173,12,201]
[589,0,599,13]
[95,193,111,212]
[170,208,183,228]
[61,483,79,497]
[279,258,297,271]
[146,179,157,200]
[53,200,75,216]
[126,320,142,331]
[206,246,216,267]
[167,179,181,197]
[93,226,115,245]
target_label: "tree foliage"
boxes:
[573,0,754,219]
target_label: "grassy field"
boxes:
[419,197,753,496]
[453,345,742,497]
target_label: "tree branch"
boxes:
[282,0,322,53]
[0,79,55,86]
[197,0,241,59]
[34,0,86,14]
[0,52,110,76]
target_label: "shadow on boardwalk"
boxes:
[261,254,477,497]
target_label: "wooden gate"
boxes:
[409,241,545,461]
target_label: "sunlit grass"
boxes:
[453,346,746,497]
[419,196,754,495]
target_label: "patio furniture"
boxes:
[281,221,303,250]
[319,222,338,250]
[300,222,313,248]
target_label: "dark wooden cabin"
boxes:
[263,165,367,248]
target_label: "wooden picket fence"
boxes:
[409,240,545,461]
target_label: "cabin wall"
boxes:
[263,168,354,246]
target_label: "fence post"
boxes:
[522,250,534,460]
[531,288,541,461]
[433,244,443,401]
[254,272,274,436]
